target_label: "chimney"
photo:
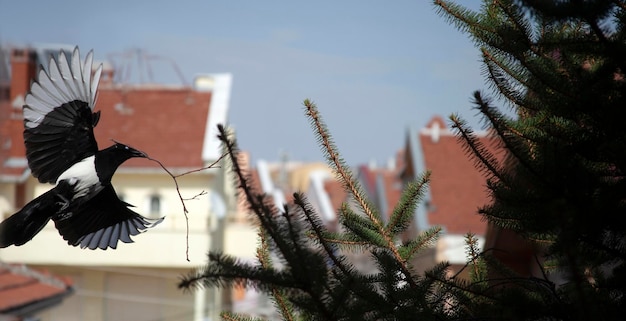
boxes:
[10,48,37,103]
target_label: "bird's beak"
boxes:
[131,148,148,158]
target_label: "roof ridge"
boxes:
[0,261,67,289]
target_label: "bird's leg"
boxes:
[53,192,74,221]
[56,193,71,212]
[55,178,78,213]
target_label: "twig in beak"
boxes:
[146,152,228,261]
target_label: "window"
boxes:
[149,195,161,216]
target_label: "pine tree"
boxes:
[179,1,626,319]
[435,0,626,319]
[178,104,464,321]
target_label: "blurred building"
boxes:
[0,261,73,319]
[401,116,504,277]
[254,116,502,280]
[225,155,404,317]
[224,157,338,317]
[0,45,234,321]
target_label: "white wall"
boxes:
[1,171,216,267]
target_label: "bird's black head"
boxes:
[111,142,148,159]
[95,142,148,183]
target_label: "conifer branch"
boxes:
[434,0,498,35]
[496,0,533,49]
[256,229,296,321]
[303,99,380,226]
[220,312,268,321]
[216,125,286,253]
[449,113,504,183]
[303,99,418,289]
[273,289,295,321]
[312,233,370,247]
[293,193,350,275]
[464,233,486,284]
[399,226,441,261]
[386,171,431,235]
[470,91,541,180]
[481,49,534,110]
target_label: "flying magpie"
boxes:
[0,47,163,250]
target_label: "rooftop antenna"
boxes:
[107,48,188,86]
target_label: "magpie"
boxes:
[0,47,163,250]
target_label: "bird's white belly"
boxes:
[56,155,101,198]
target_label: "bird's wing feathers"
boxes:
[23,47,103,184]
[53,185,164,250]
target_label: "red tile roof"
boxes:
[411,116,504,236]
[0,84,213,181]
[2,45,216,180]
[0,262,73,317]
[94,85,212,169]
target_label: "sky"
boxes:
[0,0,488,166]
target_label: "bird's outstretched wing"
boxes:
[53,185,164,250]
[23,47,103,184]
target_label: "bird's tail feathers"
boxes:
[0,182,73,248]
[0,207,51,248]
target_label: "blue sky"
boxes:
[0,0,487,165]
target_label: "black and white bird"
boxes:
[0,47,163,250]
